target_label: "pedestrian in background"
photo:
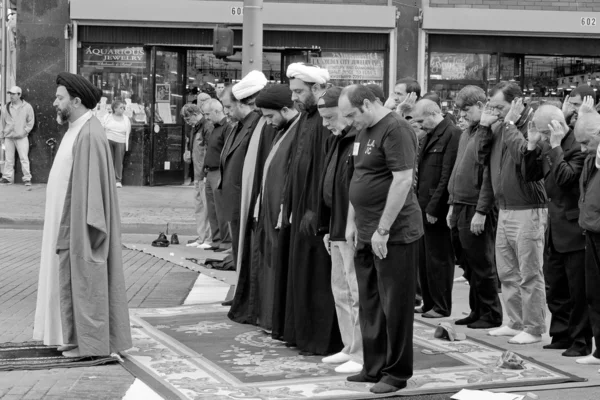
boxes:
[102,100,131,188]
[0,85,35,185]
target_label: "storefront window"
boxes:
[79,44,149,124]
[310,52,385,87]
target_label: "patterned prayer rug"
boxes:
[0,342,118,371]
[123,304,584,399]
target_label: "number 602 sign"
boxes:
[581,17,597,26]
[231,7,243,16]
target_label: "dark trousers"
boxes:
[545,238,590,351]
[229,219,240,267]
[453,204,503,323]
[584,232,600,357]
[206,170,231,249]
[419,216,455,316]
[354,241,417,387]
[108,140,126,183]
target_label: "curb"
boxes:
[0,217,197,235]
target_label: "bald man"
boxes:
[522,105,590,357]
[410,100,461,319]
[202,99,234,251]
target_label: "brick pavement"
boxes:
[0,229,200,399]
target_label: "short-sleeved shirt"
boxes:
[349,112,423,244]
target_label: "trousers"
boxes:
[3,137,31,182]
[205,170,231,249]
[194,179,211,243]
[108,140,125,183]
[584,232,600,358]
[354,240,417,387]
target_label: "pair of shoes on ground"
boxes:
[347,373,408,393]
[0,178,31,186]
[322,352,363,374]
[152,232,178,247]
[488,326,542,344]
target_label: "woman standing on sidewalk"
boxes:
[102,100,131,188]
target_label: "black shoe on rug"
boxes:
[467,320,502,329]
[455,315,478,326]
[221,299,233,306]
[562,346,591,357]
[543,340,571,350]
[152,232,170,247]
[370,381,407,394]
[170,233,179,245]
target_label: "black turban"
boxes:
[56,72,103,110]
[255,84,294,110]
[317,86,342,109]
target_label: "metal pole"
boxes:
[1,0,6,105]
[241,0,263,77]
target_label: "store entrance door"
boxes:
[149,46,186,186]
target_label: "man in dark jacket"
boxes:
[522,104,591,357]
[477,81,548,345]
[574,111,600,367]
[317,87,362,374]
[411,99,460,318]
[447,86,502,329]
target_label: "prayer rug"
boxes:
[124,304,584,399]
[0,342,118,371]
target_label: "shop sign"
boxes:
[83,45,146,69]
[430,53,485,81]
[311,52,384,81]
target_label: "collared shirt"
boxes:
[204,117,231,169]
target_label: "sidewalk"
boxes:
[0,184,198,235]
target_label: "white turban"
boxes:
[232,70,268,101]
[286,63,330,85]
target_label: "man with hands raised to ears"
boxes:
[475,81,548,345]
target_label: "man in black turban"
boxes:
[33,72,132,357]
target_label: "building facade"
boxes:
[420,0,600,111]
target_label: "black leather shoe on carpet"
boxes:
[170,233,179,245]
[221,300,233,306]
[455,315,478,326]
[543,340,571,350]
[370,381,407,394]
[562,346,592,357]
[152,233,170,247]
[467,320,502,329]
[422,310,445,318]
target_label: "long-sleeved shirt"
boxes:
[1,100,35,139]
[203,117,232,170]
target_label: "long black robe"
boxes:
[228,117,277,325]
[281,105,343,355]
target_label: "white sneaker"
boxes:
[198,243,214,250]
[488,326,522,337]
[322,352,351,364]
[334,360,363,374]
[116,182,122,188]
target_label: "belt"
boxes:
[204,166,219,172]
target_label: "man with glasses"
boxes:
[0,85,35,185]
[477,81,548,345]
[410,99,461,319]
[521,104,590,357]
[446,86,502,330]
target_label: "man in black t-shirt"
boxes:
[339,85,424,394]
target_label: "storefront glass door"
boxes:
[149,47,186,186]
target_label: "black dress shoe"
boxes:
[467,320,502,329]
[562,345,592,357]
[455,315,478,326]
[221,299,233,306]
[170,233,179,245]
[543,340,571,350]
[152,232,170,247]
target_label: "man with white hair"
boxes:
[410,99,461,319]
[281,62,342,355]
[521,105,590,357]
[225,71,278,315]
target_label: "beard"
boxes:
[56,105,71,125]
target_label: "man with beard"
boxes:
[281,62,342,355]
[563,85,595,129]
[317,86,363,374]
[34,72,132,357]
[234,84,301,332]
[521,105,590,357]
[410,100,460,319]
[477,81,548,345]
[226,71,277,317]
[446,86,503,329]
[340,84,422,394]
[574,111,600,368]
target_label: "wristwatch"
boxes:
[377,227,390,236]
